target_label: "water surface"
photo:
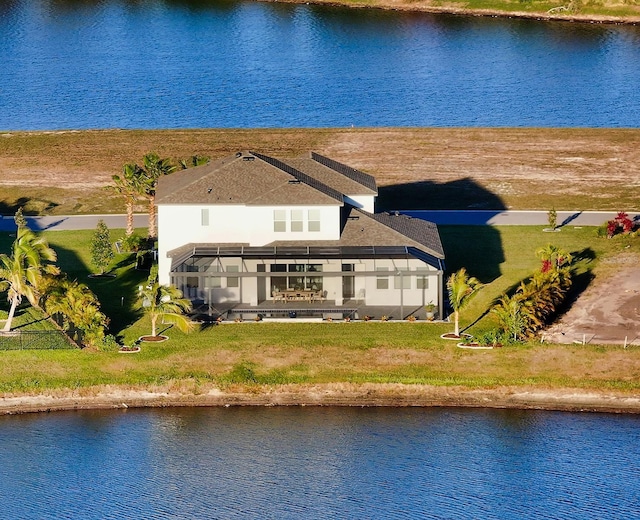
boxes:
[1,406,639,518]
[1,0,639,129]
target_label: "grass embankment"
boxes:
[0,225,638,398]
[302,0,640,22]
[1,128,639,214]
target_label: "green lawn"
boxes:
[0,224,638,394]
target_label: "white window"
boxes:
[291,209,304,232]
[201,208,209,226]
[227,265,239,288]
[274,210,286,232]
[205,265,221,288]
[308,209,321,232]
[376,267,389,290]
[415,268,430,289]
[394,269,411,289]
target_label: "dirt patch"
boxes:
[544,255,640,346]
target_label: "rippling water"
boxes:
[1,0,639,129]
[1,407,639,519]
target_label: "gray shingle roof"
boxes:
[156,151,341,206]
[283,153,377,197]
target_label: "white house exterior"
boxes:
[156,151,446,320]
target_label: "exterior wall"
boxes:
[344,195,375,213]
[158,203,341,284]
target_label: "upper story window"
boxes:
[308,209,321,232]
[291,210,304,232]
[274,210,287,232]
[201,208,209,226]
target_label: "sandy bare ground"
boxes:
[545,257,640,346]
[1,128,639,213]
[2,383,640,416]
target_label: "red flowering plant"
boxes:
[606,211,637,238]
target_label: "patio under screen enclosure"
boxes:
[169,245,445,320]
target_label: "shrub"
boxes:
[120,232,148,253]
[603,211,637,238]
[97,334,121,352]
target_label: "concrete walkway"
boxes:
[0,210,637,232]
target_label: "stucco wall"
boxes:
[157,203,340,284]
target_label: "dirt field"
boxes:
[1,128,639,214]
[545,256,640,346]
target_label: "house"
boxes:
[155,151,445,320]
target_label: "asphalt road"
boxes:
[402,210,639,227]
[0,214,148,232]
[0,210,637,231]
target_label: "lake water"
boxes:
[1,406,639,519]
[1,0,639,130]
[2,4,640,517]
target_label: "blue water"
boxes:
[1,406,639,519]
[1,0,639,130]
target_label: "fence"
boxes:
[0,330,77,350]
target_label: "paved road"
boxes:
[0,214,148,232]
[0,210,637,232]
[401,210,639,227]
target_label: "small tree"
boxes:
[137,268,194,338]
[547,208,557,230]
[446,268,483,337]
[90,220,114,275]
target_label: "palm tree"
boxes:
[44,278,108,347]
[179,155,209,169]
[0,228,59,332]
[109,163,144,237]
[139,152,176,239]
[535,244,572,273]
[491,293,534,342]
[446,267,483,337]
[137,273,193,338]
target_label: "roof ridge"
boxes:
[251,151,344,204]
[354,208,445,259]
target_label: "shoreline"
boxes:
[3,384,640,416]
[263,0,640,25]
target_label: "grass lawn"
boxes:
[0,224,638,395]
